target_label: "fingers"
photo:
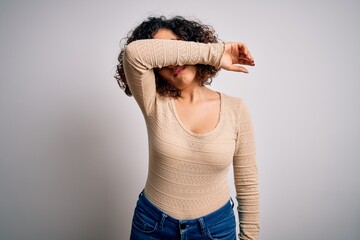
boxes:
[238,58,255,66]
[239,43,254,64]
[240,43,249,56]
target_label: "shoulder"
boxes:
[221,92,245,110]
[220,92,252,121]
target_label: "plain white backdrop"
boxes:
[1,0,359,239]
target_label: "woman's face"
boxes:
[153,28,198,90]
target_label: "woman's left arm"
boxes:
[233,100,259,240]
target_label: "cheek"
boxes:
[186,66,198,79]
[156,69,172,82]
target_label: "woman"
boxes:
[115,16,259,240]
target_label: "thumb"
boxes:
[226,65,249,73]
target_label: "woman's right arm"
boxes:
[122,39,224,115]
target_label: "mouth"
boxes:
[173,66,186,77]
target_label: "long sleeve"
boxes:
[122,39,224,116]
[233,100,259,240]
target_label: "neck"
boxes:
[178,85,208,103]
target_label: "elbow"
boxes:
[123,42,138,63]
[123,40,148,69]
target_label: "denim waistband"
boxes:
[137,190,234,226]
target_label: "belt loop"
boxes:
[230,197,234,208]
[198,218,206,235]
[160,213,167,230]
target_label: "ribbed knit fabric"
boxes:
[123,39,259,240]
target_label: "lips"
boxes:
[173,66,185,77]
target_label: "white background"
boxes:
[1,0,359,239]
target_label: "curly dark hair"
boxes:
[115,16,221,98]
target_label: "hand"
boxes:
[220,42,255,73]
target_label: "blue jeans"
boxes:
[130,191,236,240]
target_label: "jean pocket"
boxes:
[132,207,158,233]
[207,214,236,240]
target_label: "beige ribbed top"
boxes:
[123,39,259,239]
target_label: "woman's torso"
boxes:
[143,92,242,220]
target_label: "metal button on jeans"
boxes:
[180,223,186,229]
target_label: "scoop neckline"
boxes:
[170,92,223,137]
